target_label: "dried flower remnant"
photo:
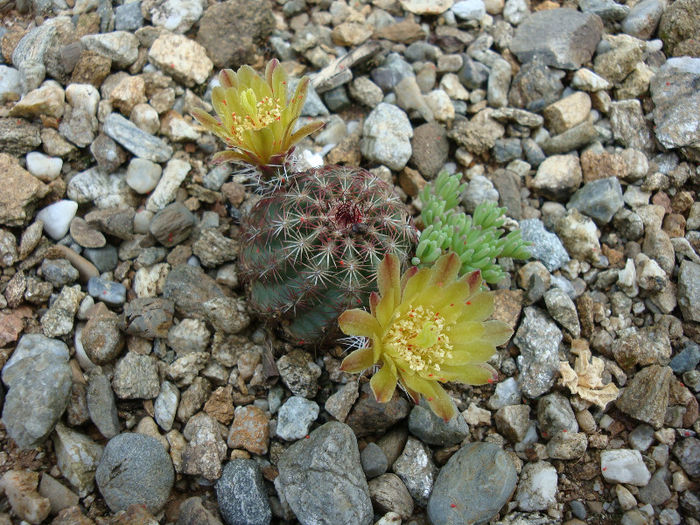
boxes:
[559,339,619,409]
[339,253,513,421]
[192,59,323,170]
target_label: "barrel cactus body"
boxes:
[239,165,418,344]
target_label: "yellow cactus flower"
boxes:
[339,252,512,421]
[192,59,323,169]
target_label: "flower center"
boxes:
[228,88,283,143]
[384,305,453,373]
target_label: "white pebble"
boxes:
[126,158,162,194]
[601,449,651,486]
[36,200,78,240]
[26,151,63,181]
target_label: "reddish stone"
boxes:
[227,405,270,455]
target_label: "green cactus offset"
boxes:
[413,171,531,284]
[239,165,418,345]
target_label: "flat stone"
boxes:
[393,437,438,507]
[408,402,469,446]
[361,103,413,171]
[95,432,174,514]
[616,365,672,428]
[277,422,372,525]
[567,177,624,224]
[81,31,139,68]
[515,461,558,511]
[514,307,562,398]
[145,158,190,211]
[510,9,603,70]
[601,449,651,486]
[428,442,517,525]
[59,84,99,148]
[400,0,453,15]
[103,113,173,163]
[678,260,700,322]
[70,218,106,249]
[0,471,50,524]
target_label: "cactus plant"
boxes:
[239,165,418,345]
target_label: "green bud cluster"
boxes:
[412,171,530,283]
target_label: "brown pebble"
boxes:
[69,217,106,248]
[46,245,99,282]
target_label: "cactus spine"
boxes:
[239,165,418,344]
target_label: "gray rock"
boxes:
[276,396,319,441]
[427,442,517,525]
[621,0,666,39]
[508,54,566,110]
[0,65,22,103]
[178,496,224,525]
[150,202,195,247]
[510,9,603,70]
[520,219,570,272]
[1,334,72,449]
[192,229,239,268]
[149,0,204,33]
[182,412,227,480]
[462,174,499,214]
[80,32,139,68]
[41,258,79,287]
[146,158,191,212]
[515,461,558,511]
[371,53,414,91]
[492,138,522,164]
[537,392,579,436]
[504,0,530,25]
[83,245,118,273]
[514,307,563,398]
[544,287,580,337]
[673,437,700,479]
[487,377,521,410]
[453,0,486,20]
[609,100,654,152]
[216,460,271,525]
[616,364,671,428]
[579,0,629,21]
[669,342,700,374]
[86,370,120,438]
[408,402,469,446]
[650,58,700,161]
[163,264,226,318]
[458,55,490,89]
[360,442,388,479]
[87,277,126,307]
[392,437,437,507]
[96,432,174,513]
[532,154,582,201]
[11,22,56,92]
[567,177,624,224]
[114,1,144,31]
[495,405,531,443]
[541,121,599,155]
[122,297,175,339]
[638,467,671,505]
[277,421,372,525]
[154,381,179,432]
[276,350,322,399]
[103,113,173,163]
[361,103,413,171]
[112,352,161,399]
[487,59,512,108]
[0,118,41,156]
[41,285,84,338]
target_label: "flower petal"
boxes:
[446,321,485,342]
[456,291,494,323]
[400,373,456,421]
[338,309,381,337]
[480,320,513,346]
[377,254,401,306]
[400,267,431,306]
[212,150,254,164]
[437,363,498,385]
[444,341,496,365]
[428,252,460,287]
[369,291,379,317]
[219,69,237,88]
[340,347,375,373]
[288,120,325,145]
[371,358,398,403]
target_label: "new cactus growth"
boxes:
[239,165,418,344]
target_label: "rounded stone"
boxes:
[216,460,271,525]
[95,432,174,514]
[427,442,517,525]
[36,200,78,240]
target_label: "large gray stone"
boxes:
[95,433,174,514]
[277,422,372,525]
[567,177,624,224]
[216,460,271,525]
[361,103,413,171]
[514,307,562,398]
[103,113,173,163]
[510,9,603,70]
[428,442,517,525]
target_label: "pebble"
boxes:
[532,154,582,201]
[277,422,373,525]
[678,260,700,323]
[428,442,517,525]
[537,392,579,436]
[600,449,651,486]
[70,217,106,248]
[103,113,173,163]
[510,9,603,70]
[515,461,558,511]
[83,245,119,273]
[622,0,666,39]
[544,287,580,337]
[276,396,319,441]
[53,423,104,496]
[38,473,79,515]
[556,210,602,263]
[26,151,62,181]
[392,437,437,507]
[361,103,413,171]
[41,284,85,338]
[148,33,213,87]
[86,370,120,438]
[95,432,174,513]
[0,470,51,524]
[216,460,271,525]
[227,405,270,455]
[112,352,161,399]
[182,412,227,480]
[81,31,139,68]
[488,377,522,410]
[35,200,78,240]
[0,65,22,103]
[145,158,191,211]
[276,349,322,399]
[87,276,126,306]
[672,437,700,479]
[568,177,624,224]
[368,473,414,520]
[514,307,563,398]
[41,258,79,287]
[616,364,672,428]
[408,401,469,446]
[495,405,532,443]
[154,381,179,432]
[520,219,570,272]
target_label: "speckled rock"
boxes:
[216,460,271,525]
[514,307,563,398]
